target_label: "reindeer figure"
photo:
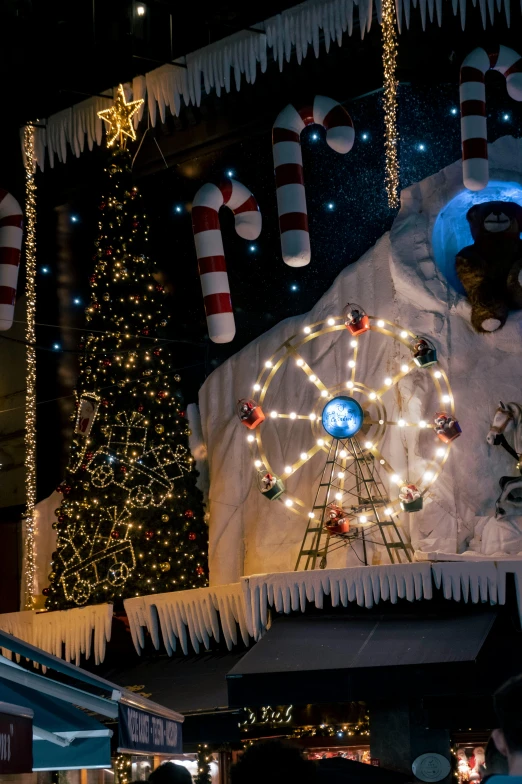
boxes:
[487,402,522,518]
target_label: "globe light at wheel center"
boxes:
[322,396,364,439]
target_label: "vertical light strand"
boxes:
[382,0,399,208]
[22,125,37,610]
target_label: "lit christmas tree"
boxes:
[45,146,208,610]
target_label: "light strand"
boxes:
[382,0,399,208]
[22,125,37,610]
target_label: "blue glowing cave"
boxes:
[431,181,522,295]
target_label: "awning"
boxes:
[0,675,112,770]
[227,611,497,706]
[0,630,185,767]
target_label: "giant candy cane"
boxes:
[273,96,355,267]
[0,189,24,331]
[192,178,261,344]
[460,46,522,191]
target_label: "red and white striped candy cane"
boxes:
[192,178,261,344]
[0,189,24,331]
[460,46,522,191]
[273,96,355,267]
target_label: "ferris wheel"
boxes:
[237,305,461,570]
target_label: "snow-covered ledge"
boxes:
[124,583,250,655]
[0,603,112,665]
[125,561,522,654]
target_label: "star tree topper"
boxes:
[98,84,144,148]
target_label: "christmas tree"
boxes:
[45,146,208,610]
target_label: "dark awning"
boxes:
[227,611,497,707]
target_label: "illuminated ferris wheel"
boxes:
[237,305,461,570]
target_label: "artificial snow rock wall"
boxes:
[199,136,522,586]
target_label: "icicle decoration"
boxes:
[0,603,113,665]
[382,0,400,208]
[124,583,250,655]
[27,0,506,170]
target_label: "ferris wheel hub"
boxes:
[321,396,364,439]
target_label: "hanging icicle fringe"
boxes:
[29,0,511,169]
[0,603,113,666]
[382,0,400,208]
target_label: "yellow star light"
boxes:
[98,84,144,148]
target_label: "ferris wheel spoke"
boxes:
[286,348,330,396]
[280,442,326,480]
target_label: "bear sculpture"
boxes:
[456,201,522,332]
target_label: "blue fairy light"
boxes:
[450,108,458,116]
[71,215,79,223]
[73,297,81,305]
[327,202,335,211]
[311,133,319,141]
[502,112,511,122]
[53,343,61,351]
[174,205,183,214]
[417,143,426,152]
[226,170,234,178]
[361,132,369,141]
[291,284,298,291]
[41,266,50,274]
[249,244,257,252]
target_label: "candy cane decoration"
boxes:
[0,189,24,331]
[192,178,261,344]
[273,96,355,267]
[460,46,522,191]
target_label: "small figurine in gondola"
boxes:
[343,303,370,337]
[257,470,285,500]
[237,398,265,430]
[325,503,351,535]
[434,411,462,443]
[411,336,438,368]
[399,483,423,512]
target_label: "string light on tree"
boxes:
[22,124,37,610]
[381,0,399,208]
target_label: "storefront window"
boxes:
[455,744,486,783]
[306,746,371,763]
[131,757,153,781]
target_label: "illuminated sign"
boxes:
[322,396,364,439]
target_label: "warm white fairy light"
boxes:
[296,358,304,366]
[391,474,401,484]
[434,370,442,379]
[365,441,373,449]
[384,377,392,385]
[424,471,434,481]
[300,452,308,461]
[350,339,357,348]
[308,512,315,518]
[442,394,451,403]
[377,319,385,328]
[265,360,273,368]
[317,439,324,446]
[285,465,293,474]
[419,420,427,428]
[22,125,37,610]
[400,330,408,339]
[436,447,446,457]
[379,419,384,425]
[338,471,345,479]
[382,0,399,208]
[359,515,368,523]
[384,507,393,515]
[253,383,261,391]
[321,390,328,397]
[254,460,262,468]
[346,381,354,389]
[339,449,348,458]
[309,413,316,420]
[327,318,335,326]
[380,458,386,465]
[348,360,356,368]
[285,498,293,507]
[304,326,311,334]
[247,434,255,442]
[270,410,278,418]
[369,392,377,400]
[335,492,343,501]
[398,418,406,427]
[401,364,409,373]
[309,374,316,382]
[290,412,297,419]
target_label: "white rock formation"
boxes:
[198,136,522,586]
